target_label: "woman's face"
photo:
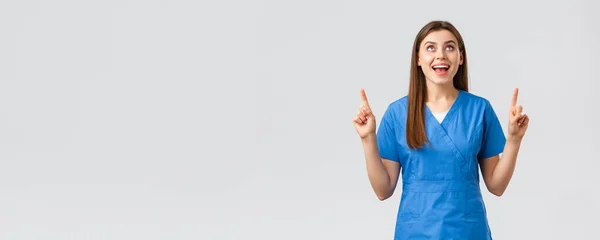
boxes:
[418,29,463,86]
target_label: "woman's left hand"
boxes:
[507,88,529,139]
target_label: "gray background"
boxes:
[0,0,598,239]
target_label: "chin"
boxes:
[426,76,454,86]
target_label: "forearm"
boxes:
[490,136,523,195]
[361,134,393,199]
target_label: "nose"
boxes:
[435,49,446,59]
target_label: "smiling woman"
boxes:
[407,22,470,151]
[352,20,529,240]
[421,37,461,80]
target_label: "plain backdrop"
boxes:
[0,0,598,239]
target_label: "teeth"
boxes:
[433,66,449,69]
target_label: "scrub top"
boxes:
[377,90,506,240]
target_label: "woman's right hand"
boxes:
[353,88,376,139]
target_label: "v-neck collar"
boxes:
[424,90,463,127]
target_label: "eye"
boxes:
[446,45,455,51]
[426,46,435,51]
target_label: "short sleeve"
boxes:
[477,100,506,160]
[376,106,400,162]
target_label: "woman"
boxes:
[352,20,529,239]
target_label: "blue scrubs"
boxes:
[377,90,506,240]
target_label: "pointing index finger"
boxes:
[511,88,519,107]
[360,88,370,105]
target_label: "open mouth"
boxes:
[432,65,449,75]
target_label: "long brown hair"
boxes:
[406,21,469,149]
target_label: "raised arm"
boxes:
[480,88,529,196]
[353,89,401,200]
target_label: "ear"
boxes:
[459,52,464,65]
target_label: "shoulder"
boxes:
[459,90,502,118]
[380,95,408,125]
[459,91,502,125]
[388,95,409,109]
[383,95,409,117]
[460,90,493,108]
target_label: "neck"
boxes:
[425,81,459,103]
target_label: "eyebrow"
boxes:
[423,40,457,46]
